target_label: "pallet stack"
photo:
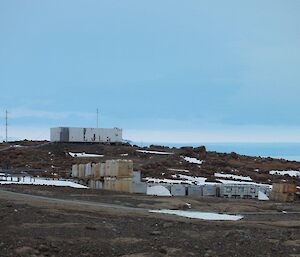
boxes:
[269,183,296,202]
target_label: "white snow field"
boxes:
[0,176,88,189]
[149,209,243,221]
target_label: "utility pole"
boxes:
[5,110,8,142]
[96,108,99,128]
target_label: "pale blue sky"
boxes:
[0,1,300,142]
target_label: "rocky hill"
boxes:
[1,140,300,185]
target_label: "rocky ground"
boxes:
[0,185,300,257]
[1,141,300,185]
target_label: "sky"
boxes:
[0,0,300,143]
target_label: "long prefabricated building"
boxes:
[50,127,123,143]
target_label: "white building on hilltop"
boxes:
[50,127,122,143]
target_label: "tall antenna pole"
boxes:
[5,110,8,142]
[96,108,99,128]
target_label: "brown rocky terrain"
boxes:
[0,185,299,257]
[0,141,300,185]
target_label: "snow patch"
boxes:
[214,173,252,181]
[69,152,104,158]
[0,176,88,189]
[136,150,174,155]
[168,168,190,173]
[172,174,208,185]
[182,156,203,164]
[149,209,243,221]
[269,170,300,177]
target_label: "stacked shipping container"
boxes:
[269,183,296,202]
[72,160,134,193]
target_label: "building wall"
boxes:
[50,127,123,143]
[50,128,61,142]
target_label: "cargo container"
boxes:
[104,177,116,191]
[71,164,79,177]
[187,185,203,197]
[269,183,296,202]
[89,179,96,189]
[133,171,141,183]
[105,160,133,178]
[269,191,295,202]
[133,182,147,194]
[78,164,86,178]
[272,183,296,193]
[95,180,103,189]
[203,184,217,197]
[85,163,93,178]
[115,178,133,193]
[220,184,256,199]
[100,163,106,177]
[50,127,122,143]
[170,184,187,196]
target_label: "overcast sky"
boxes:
[0,1,300,142]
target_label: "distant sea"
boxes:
[133,142,300,162]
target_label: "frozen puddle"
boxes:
[149,209,243,221]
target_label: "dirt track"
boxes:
[0,185,300,257]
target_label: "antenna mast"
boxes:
[5,110,8,142]
[96,108,99,128]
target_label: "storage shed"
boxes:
[50,127,122,143]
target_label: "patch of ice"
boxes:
[0,176,88,189]
[136,150,174,155]
[214,173,252,181]
[168,168,190,173]
[147,185,171,196]
[269,170,300,177]
[69,152,104,158]
[258,191,269,201]
[182,156,203,164]
[149,209,243,221]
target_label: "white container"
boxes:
[187,185,203,197]
[133,171,141,183]
[71,164,79,177]
[85,163,93,178]
[78,164,86,178]
[203,185,217,197]
[133,182,147,194]
[170,184,186,196]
